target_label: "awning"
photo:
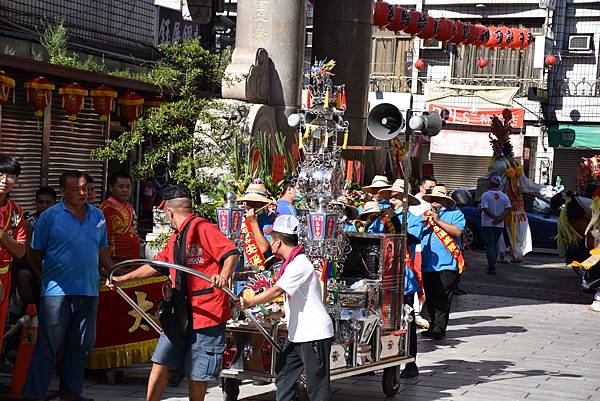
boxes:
[548,124,600,148]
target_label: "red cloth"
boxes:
[0,199,25,353]
[101,197,141,262]
[155,214,238,329]
[276,245,304,281]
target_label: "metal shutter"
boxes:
[48,87,106,204]
[552,149,600,192]
[427,152,491,191]
[0,85,43,211]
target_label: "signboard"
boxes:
[430,129,524,157]
[428,103,525,129]
[154,5,202,46]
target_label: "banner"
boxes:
[428,103,525,129]
[424,83,519,107]
[430,129,524,157]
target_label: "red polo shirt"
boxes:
[155,214,238,329]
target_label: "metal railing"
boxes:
[369,75,544,97]
[551,78,600,97]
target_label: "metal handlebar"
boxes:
[108,259,282,352]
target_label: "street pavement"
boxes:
[1,250,599,401]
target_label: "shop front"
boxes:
[548,124,600,192]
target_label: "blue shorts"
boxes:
[152,324,226,382]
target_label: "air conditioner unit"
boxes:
[568,35,592,52]
[421,39,442,50]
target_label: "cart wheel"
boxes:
[169,370,184,387]
[222,378,241,401]
[382,367,401,397]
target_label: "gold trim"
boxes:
[99,275,168,292]
[118,98,144,106]
[59,88,88,96]
[91,90,118,97]
[87,338,158,369]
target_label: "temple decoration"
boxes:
[59,83,88,121]
[0,71,15,105]
[24,76,55,119]
[118,91,144,127]
[91,85,118,121]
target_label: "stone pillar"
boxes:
[312,1,373,149]
[235,0,307,132]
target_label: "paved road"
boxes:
[1,251,599,401]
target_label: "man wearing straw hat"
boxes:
[345,201,383,233]
[420,186,465,340]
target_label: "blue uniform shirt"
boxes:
[420,207,465,273]
[393,209,423,295]
[32,201,108,297]
[276,199,297,217]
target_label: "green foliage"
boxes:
[146,231,172,251]
[92,38,248,213]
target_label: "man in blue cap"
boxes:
[480,175,512,275]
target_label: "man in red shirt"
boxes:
[0,155,26,353]
[110,184,239,401]
[100,171,141,264]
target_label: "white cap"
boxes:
[273,215,299,235]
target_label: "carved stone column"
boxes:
[235,0,307,132]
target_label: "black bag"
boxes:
[156,218,195,341]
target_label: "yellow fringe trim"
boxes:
[556,198,583,256]
[99,276,167,292]
[87,338,158,369]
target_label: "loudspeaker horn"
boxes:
[408,112,443,136]
[367,103,405,140]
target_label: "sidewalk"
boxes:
[1,252,598,400]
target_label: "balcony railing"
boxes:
[552,78,600,97]
[369,75,543,97]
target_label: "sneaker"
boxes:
[589,300,600,312]
[486,268,496,275]
[400,362,419,378]
[510,258,523,264]
[415,315,430,330]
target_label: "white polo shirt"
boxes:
[276,254,334,342]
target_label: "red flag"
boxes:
[272,154,285,184]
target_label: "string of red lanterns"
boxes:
[372,1,533,51]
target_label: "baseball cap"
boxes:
[272,215,299,235]
[159,184,192,209]
[490,176,502,185]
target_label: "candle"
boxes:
[342,129,349,149]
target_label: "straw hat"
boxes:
[362,175,391,194]
[358,201,381,219]
[377,179,421,206]
[335,196,359,220]
[237,182,274,205]
[422,185,456,208]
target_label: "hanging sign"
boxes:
[427,103,525,128]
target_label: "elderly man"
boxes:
[420,186,465,340]
[110,184,239,401]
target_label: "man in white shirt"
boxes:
[480,176,512,274]
[238,215,333,401]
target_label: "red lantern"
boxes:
[387,6,409,32]
[118,91,144,127]
[435,18,455,43]
[486,26,503,48]
[24,77,55,118]
[145,95,168,109]
[450,21,467,44]
[499,27,515,48]
[58,83,88,121]
[373,1,391,27]
[0,70,15,105]
[545,54,557,66]
[414,59,425,71]
[509,28,526,50]
[478,57,488,69]
[462,23,478,45]
[473,24,489,47]
[90,85,118,121]
[521,29,533,50]
[417,16,437,39]
[403,9,426,36]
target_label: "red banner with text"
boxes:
[428,104,524,129]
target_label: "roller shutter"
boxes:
[552,149,600,192]
[0,85,43,212]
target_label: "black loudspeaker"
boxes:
[367,103,405,140]
[408,111,443,136]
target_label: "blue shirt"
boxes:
[276,199,297,217]
[393,209,422,295]
[32,201,108,297]
[421,207,465,273]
